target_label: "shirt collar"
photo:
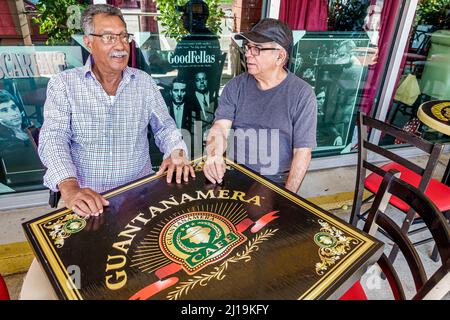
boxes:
[195,91,209,98]
[83,55,137,81]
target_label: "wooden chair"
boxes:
[404,29,431,76]
[0,274,10,300]
[343,171,450,300]
[350,112,450,264]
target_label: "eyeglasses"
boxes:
[244,44,280,56]
[89,32,134,44]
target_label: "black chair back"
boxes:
[363,171,450,300]
[350,112,443,226]
[24,125,61,208]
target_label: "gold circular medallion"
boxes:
[160,212,246,274]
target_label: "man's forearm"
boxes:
[154,124,188,160]
[203,120,232,184]
[58,178,80,197]
[206,123,228,157]
[285,148,312,193]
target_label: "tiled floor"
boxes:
[4,272,25,300]
[334,205,450,300]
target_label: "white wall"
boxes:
[267,0,281,19]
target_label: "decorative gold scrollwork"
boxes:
[43,214,86,248]
[314,220,359,275]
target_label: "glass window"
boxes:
[0,1,235,194]
[126,3,233,170]
[382,0,450,146]
[290,31,372,154]
[275,0,405,157]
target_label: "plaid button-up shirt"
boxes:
[38,57,187,193]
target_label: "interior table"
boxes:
[417,100,450,186]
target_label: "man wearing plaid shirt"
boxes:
[38,4,195,218]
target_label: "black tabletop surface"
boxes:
[23,158,383,300]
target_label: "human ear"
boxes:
[83,35,92,52]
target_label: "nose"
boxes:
[113,38,127,50]
[9,108,20,116]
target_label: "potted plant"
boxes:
[32,0,88,45]
[156,0,224,40]
[328,0,368,31]
[416,0,450,29]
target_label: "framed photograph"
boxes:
[289,32,372,154]
[0,46,83,193]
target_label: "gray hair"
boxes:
[81,4,126,36]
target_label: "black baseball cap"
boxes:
[235,18,293,55]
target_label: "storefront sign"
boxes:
[0,52,67,79]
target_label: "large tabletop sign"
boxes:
[23,158,382,300]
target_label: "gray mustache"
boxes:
[110,51,128,58]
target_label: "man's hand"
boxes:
[156,149,195,183]
[59,179,109,217]
[203,120,231,184]
[203,155,226,184]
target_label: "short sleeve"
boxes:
[293,86,317,148]
[214,78,239,121]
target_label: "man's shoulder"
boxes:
[225,72,252,88]
[52,66,85,81]
[286,72,313,93]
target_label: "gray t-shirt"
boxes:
[215,71,317,179]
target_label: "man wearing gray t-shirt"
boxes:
[203,18,317,193]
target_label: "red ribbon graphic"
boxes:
[129,277,179,300]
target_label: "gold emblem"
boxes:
[44,214,86,248]
[166,228,278,300]
[160,212,246,274]
[431,102,450,122]
[314,220,359,275]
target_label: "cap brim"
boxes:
[234,31,274,44]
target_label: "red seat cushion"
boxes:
[405,53,427,61]
[0,275,10,300]
[340,281,367,300]
[365,162,450,212]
